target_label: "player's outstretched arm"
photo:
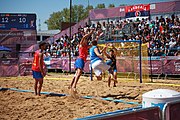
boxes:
[102,44,110,58]
[111,44,117,56]
[80,29,94,46]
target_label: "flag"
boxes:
[125,4,150,19]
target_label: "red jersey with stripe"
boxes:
[32,50,42,71]
[79,45,88,61]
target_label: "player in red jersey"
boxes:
[32,41,47,96]
[70,29,94,98]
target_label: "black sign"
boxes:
[0,13,36,30]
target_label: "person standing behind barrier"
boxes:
[70,29,94,98]
[32,41,47,96]
[103,43,118,87]
[90,40,110,80]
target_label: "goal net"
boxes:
[98,40,149,83]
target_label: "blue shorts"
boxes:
[32,70,43,79]
[113,68,117,72]
[106,60,117,73]
[74,58,85,70]
[106,60,112,66]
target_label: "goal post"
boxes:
[90,39,149,83]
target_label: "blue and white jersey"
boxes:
[89,46,102,64]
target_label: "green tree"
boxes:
[72,5,85,22]
[45,4,93,30]
[95,3,105,9]
[45,11,63,30]
[61,8,70,22]
[84,5,93,18]
[108,4,115,8]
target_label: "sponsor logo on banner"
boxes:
[135,11,141,17]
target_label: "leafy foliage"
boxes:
[45,3,116,30]
[95,3,105,9]
[45,4,94,30]
[108,4,115,8]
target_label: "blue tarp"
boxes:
[0,46,11,51]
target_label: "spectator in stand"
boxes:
[159,16,165,24]
[155,16,159,24]
[65,34,69,40]
[56,47,61,57]
[175,50,180,56]
[46,15,179,57]
[169,37,177,49]
[60,35,65,44]
[85,22,90,28]
[102,22,106,31]
[96,21,102,30]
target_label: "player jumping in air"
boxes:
[89,40,110,80]
[70,29,94,98]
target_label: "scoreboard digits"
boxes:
[1,17,9,23]
[0,13,36,30]
[19,17,26,23]
[1,17,27,23]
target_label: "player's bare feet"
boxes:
[70,88,79,99]
[38,92,41,96]
[113,84,117,87]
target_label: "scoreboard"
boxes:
[0,13,36,30]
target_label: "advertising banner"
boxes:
[1,56,180,77]
[0,58,19,77]
[125,4,150,19]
